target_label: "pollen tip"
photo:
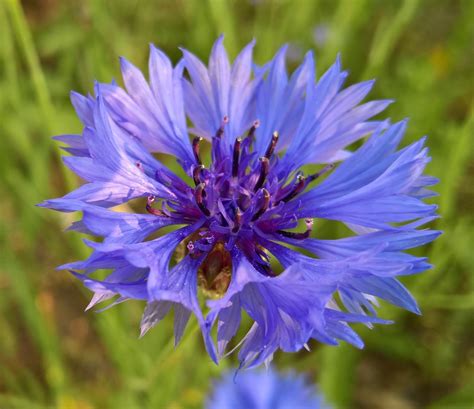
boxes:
[195,183,211,216]
[192,136,203,164]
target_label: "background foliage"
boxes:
[0,0,473,408]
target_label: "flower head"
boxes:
[41,36,440,368]
[207,368,330,409]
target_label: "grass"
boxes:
[0,0,473,408]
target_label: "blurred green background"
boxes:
[0,0,473,408]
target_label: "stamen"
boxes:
[277,218,314,240]
[232,208,242,233]
[254,157,270,192]
[281,174,306,202]
[194,183,210,216]
[259,262,276,277]
[212,116,229,163]
[187,241,195,254]
[242,120,260,153]
[215,115,229,139]
[192,136,203,165]
[264,131,279,159]
[193,164,204,186]
[247,120,260,140]
[307,163,335,183]
[252,189,270,221]
[146,195,165,217]
[232,138,242,177]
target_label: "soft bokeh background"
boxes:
[0,0,472,408]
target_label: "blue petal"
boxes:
[77,204,179,244]
[53,133,89,157]
[281,54,393,167]
[255,48,314,156]
[39,181,146,210]
[140,301,173,337]
[182,37,258,146]
[70,270,148,301]
[278,229,440,277]
[209,35,231,126]
[70,91,95,127]
[349,276,421,314]
[299,229,441,255]
[173,304,192,346]
[151,254,218,362]
[95,53,194,166]
[298,122,437,228]
[207,251,341,368]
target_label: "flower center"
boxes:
[197,242,232,298]
[187,119,332,237]
[145,118,335,289]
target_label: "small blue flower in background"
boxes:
[312,24,330,48]
[40,36,440,368]
[207,368,330,409]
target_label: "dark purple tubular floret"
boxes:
[40,36,440,369]
[173,116,322,269]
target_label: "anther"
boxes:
[254,157,270,192]
[277,218,314,240]
[307,163,335,184]
[242,120,260,153]
[246,120,260,140]
[264,131,279,159]
[215,115,229,139]
[187,241,195,254]
[194,183,210,216]
[232,138,242,177]
[193,164,204,186]
[281,174,306,202]
[259,262,275,277]
[232,208,242,233]
[192,136,203,165]
[146,195,165,216]
[252,189,270,221]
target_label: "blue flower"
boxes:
[207,368,330,409]
[41,36,440,368]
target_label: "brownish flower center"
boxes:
[197,242,232,299]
